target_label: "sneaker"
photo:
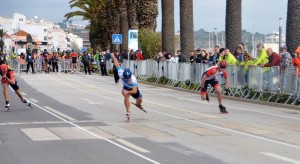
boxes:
[219,104,228,114]
[23,99,32,108]
[5,103,10,111]
[126,112,130,120]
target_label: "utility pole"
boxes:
[279,18,282,53]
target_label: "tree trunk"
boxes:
[162,0,175,54]
[137,0,158,31]
[116,0,129,51]
[180,0,194,58]
[286,0,300,53]
[126,0,139,30]
[225,0,242,53]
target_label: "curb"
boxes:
[139,81,300,111]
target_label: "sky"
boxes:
[0,0,288,34]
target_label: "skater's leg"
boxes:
[214,85,222,105]
[2,83,9,102]
[122,90,131,113]
[135,98,142,106]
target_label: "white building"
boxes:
[67,33,83,52]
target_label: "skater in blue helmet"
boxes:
[111,53,146,120]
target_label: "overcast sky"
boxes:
[0,0,288,34]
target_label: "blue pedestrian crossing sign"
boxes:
[112,34,122,44]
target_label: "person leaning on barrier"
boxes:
[292,46,300,77]
[280,45,292,68]
[260,48,281,68]
[239,54,255,84]
[220,49,237,65]
[252,44,269,67]
[176,50,187,63]
[189,50,196,63]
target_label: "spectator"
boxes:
[155,52,165,63]
[82,51,91,75]
[207,50,217,65]
[176,50,187,63]
[234,46,244,63]
[200,50,209,63]
[121,49,129,61]
[136,50,144,60]
[280,45,292,68]
[52,51,59,73]
[253,44,269,66]
[195,48,202,63]
[239,53,255,84]
[129,49,136,60]
[26,48,35,74]
[162,50,169,60]
[214,46,220,63]
[166,53,177,63]
[292,46,300,77]
[189,50,196,63]
[261,48,281,67]
[99,51,108,76]
[220,49,237,65]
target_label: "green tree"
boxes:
[286,0,300,53]
[225,0,242,52]
[0,29,6,53]
[139,29,162,59]
[137,0,158,31]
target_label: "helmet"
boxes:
[219,61,227,69]
[123,68,132,79]
[0,64,7,73]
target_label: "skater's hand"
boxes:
[110,53,115,58]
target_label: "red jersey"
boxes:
[203,66,227,80]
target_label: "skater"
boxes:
[0,64,31,111]
[111,53,146,120]
[200,61,229,114]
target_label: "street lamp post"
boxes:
[279,18,282,52]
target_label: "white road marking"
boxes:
[48,75,300,151]
[116,139,151,153]
[22,76,161,164]
[260,152,300,164]
[29,98,39,103]
[43,106,76,121]
[21,92,27,95]
[81,98,105,105]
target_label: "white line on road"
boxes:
[43,106,76,121]
[116,139,151,153]
[25,76,161,164]
[29,98,39,103]
[81,98,105,105]
[21,92,27,95]
[50,75,300,151]
[260,152,300,164]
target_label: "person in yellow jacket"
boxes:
[252,44,269,71]
[219,49,237,65]
[239,53,255,84]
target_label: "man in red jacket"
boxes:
[260,48,281,67]
[260,48,282,91]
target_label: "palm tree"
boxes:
[286,0,300,53]
[126,0,139,30]
[225,0,242,53]
[136,0,158,31]
[115,0,128,52]
[162,0,175,54]
[0,29,6,53]
[180,0,194,57]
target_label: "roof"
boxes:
[4,33,10,38]
[13,30,30,37]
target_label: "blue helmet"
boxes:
[123,68,132,79]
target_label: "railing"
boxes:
[107,59,300,106]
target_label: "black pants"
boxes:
[26,62,34,73]
[52,62,58,72]
[113,66,119,83]
[83,63,91,74]
[100,64,107,75]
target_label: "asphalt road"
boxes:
[0,72,300,164]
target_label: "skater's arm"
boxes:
[111,53,120,69]
[201,75,207,89]
[3,72,16,85]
